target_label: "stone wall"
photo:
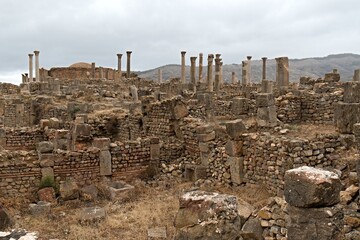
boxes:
[0,128,45,150]
[46,67,119,80]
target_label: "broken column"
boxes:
[117,53,122,79]
[214,55,221,92]
[126,51,132,78]
[198,53,203,83]
[93,138,112,176]
[353,69,360,82]
[99,67,104,79]
[207,54,214,92]
[225,119,246,185]
[284,166,343,240]
[91,62,95,78]
[130,85,138,102]
[28,53,34,82]
[262,57,267,80]
[190,56,197,92]
[231,97,249,115]
[242,61,249,86]
[180,51,186,83]
[231,72,237,84]
[276,57,289,89]
[261,80,273,93]
[158,68,162,84]
[34,50,40,82]
[256,93,277,127]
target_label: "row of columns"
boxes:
[27,50,40,83]
[116,51,132,78]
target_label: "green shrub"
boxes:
[39,176,59,193]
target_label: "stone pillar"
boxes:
[207,54,214,92]
[276,57,289,89]
[126,51,132,78]
[34,50,40,82]
[91,62,95,78]
[353,69,360,82]
[28,53,34,82]
[99,67,104,79]
[117,53,122,79]
[198,53,203,83]
[105,68,109,80]
[25,73,29,83]
[158,68,163,84]
[246,56,252,84]
[190,57,197,92]
[262,57,267,80]
[214,57,221,92]
[181,51,186,83]
[256,93,277,127]
[242,61,249,86]
[232,72,237,84]
[219,61,223,86]
[261,80,273,94]
[130,85,138,102]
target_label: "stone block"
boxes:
[0,205,13,230]
[225,140,242,156]
[284,166,341,207]
[231,97,249,115]
[287,205,344,240]
[324,72,340,82]
[256,93,275,107]
[173,102,188,120]
[49,117,61,129]
[241,218,264,240]
[79,184,99,201]
[41,167,54,180]
[39,154,55,167]
[60,179,79,200]
[99,150,112,176]
[225,119,246,140]
[74,123,91,137]
[344,82,360,103]
[29,201,51,216]
[196,124,214,134]
[37,141,54,153]
[39,119,50,129]
[228,157,244,184]
[197,131,215,142]
[198,142,209,153]
[92,138,110,150]
[38,187,56,203]
[256,106,277,127]
[334,102,360,133]
[150,143,160,160]
[79,207,106,224]
[200,152,209,166]
[107,181,135,201]
[184,164,207,181]
[149,137,160,144]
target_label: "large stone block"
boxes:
[228,157,244,184]
[344,82,360,103]
[60,179,79,200]
[334,102,360,133]
[287,205,344,240]
[256,106,277,127]
[231,97,249,115]
[184,164,207,181]
[256,93,275,107]
[92,138,110,150]
[37,141,54,153]
[225,119,246,140]
[39,154,55,167]
[197,131,215,142]
[74,123,91,137]
[173,102,188,120]
[284,166,341,207]
[225,140,242,156]
[196,124,214,134]
[99,150,112,176]
[241,218,263,240]
[0,205,13,230]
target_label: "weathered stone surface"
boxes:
[79,184,99,201]
[228,156,244,184]
[147,226,167,239]
[196,124,214,134]
[340,185,359,204]
[49,117,61,129]
[197,131,215,142]
[184,165,207,181]
[0,205,13,230]
[99,150,112,176]
[0,230,37,239]
[39,153,55,167]
[41,167,54,180]
[237,199,254,223]
[241,218,264,240]
[38,187,56,203]
[92,138,110,150]
[225,140,242,156]
[287,205,344,240]
[29,201,51,216]
[74,123,91,136]
[334,102,360,134]
[107,181,135,201]
[284,166,341,207]
[60,180,79,200]
[174,191,241,240]
[343,82,360,103]
[225,119,246,140]
[256,93,275,107]
[79,207,106,224]
[257,106,277,127]
[231,97,249,115]
[173,102,188,120]
[37,141,54,153]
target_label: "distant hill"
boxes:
[138,53,360,82]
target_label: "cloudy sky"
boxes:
[0,0,359,84]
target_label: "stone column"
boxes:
[246,56,252,84]
[126,51,132,78]
[99,67,104,79]
[232,72,236,84]
[214,57,221,92]
[198,53,203,83]
[91,62,95,78]
[117,53,122,78]
[261,80,273,93]
[207,54,214,92]
[242,61,249,86]
[158,68,163,84]
[130,85,138,102]
[276,57,289,89]
[181,51,186,83]
[353,69,360,82]
[219,61,223,86]
[34,50,40,82]
[190,57,197,92]
[262,57,267,80]
[28,54,33,82]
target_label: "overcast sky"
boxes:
[0,0,359,84]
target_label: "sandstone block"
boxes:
[92,138,110,150]
[225,140,242,156]
[184,164,207,181]
[29,201,51,216]
[284,166,341,207]
[99,150,112,176]
[37,141,54,153]
[256,93,275,107]
[334,102,360,133]
[241,218,264,240]
[173,102,188,120]
[197,131,215,142]
[38,187,56,203]
[41,167,54,180]
[196,124,214,134]
[256,106,277,127]
[80,185,99,201]
[228,157,244,184]
[60,180,79,200]
[225,119,246,140]
[49,117,61,129]
[39,153,55,167]
[231,97,249,115]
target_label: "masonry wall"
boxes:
[46,67,118,80]
[0,128,45,150]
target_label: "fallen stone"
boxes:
[29,201,51,216]
[0,229,37,240]
[241,217,264,240]
[59,180,79,200]
[37,141,54,154]
[79,207,106,224]
[340,185,359,204]
[37,187,56,203]
[0,205,13,231]
[107,181,135,201]
[147,226,167,239]
[79,185,98,201]
[225,119,246,140]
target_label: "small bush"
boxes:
[39,176,59,194]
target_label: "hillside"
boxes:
[138,53,360,82]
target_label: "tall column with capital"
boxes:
[34,50,40,82]
[181,51,186,83]
[126,51,132,78]
[117,53,122,79]
[198,53,203,83]
[28,54,33,82]
[190,56,197,91]
[262,57,267,80]
[207,54,214,92]
[219,61,223,86]
[214,56,221,92]
[246,56,252,84]
[242,61,249,86]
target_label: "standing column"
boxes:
[126,51,132,78]
[246,56,252,84]
[219,61,223,86]
[117,53,122,79]
[190,57,197,92]
[207,54,214,92]
[262,57,267,80]
[276,57,289,88]
[232,72,236,84]
[242,61,249,86]
[158,68,163,84]
[91,62,96,78]
[181,51,186,83]
[214,56,221,92]
[198,53,203,83]
[28,53,34,82]
[353,69,360,81]
[99,67,104,79]
[34,50,40,82]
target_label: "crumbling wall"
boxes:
[0,128,45,150]
[47,67,118,80]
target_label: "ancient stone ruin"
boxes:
[0,50,359,240]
